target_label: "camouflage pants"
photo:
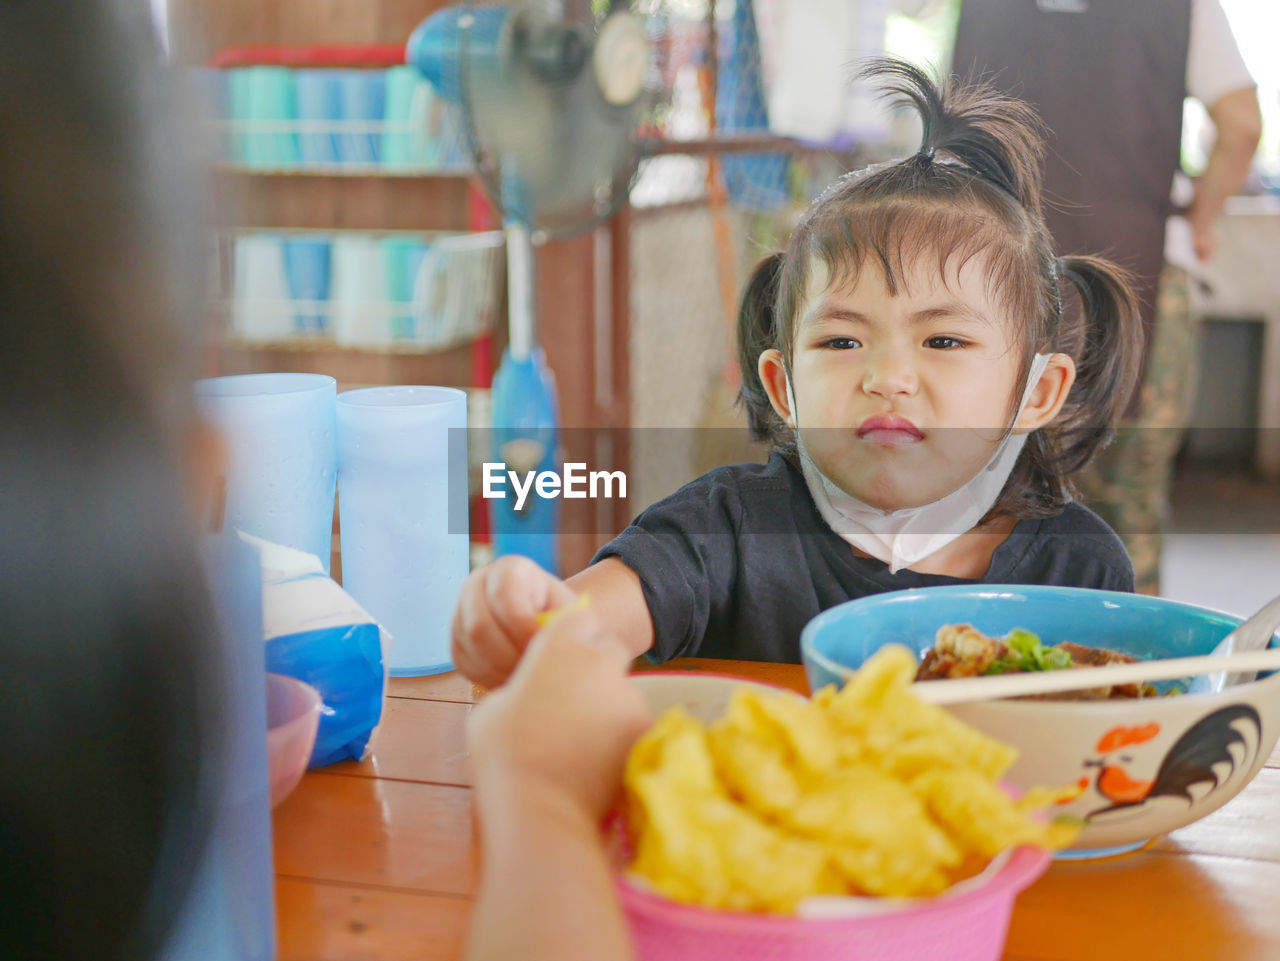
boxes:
[1077,265,1198,595]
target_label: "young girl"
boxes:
[452,59,1143,689]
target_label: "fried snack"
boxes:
[533,592,591,629]
[625,709,845,912]
[622,644,1078,913]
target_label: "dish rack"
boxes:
[214,227,504,355]
[201,44,470,174]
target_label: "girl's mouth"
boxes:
[856,415,924,447]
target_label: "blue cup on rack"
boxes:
[282,236,332,334]
[380,235,431,340]
[195,373,338,572]
[382,65,433,169]
[293,69,342,167]
[337,69,387,166]
[230,66,300,168]
[336,386,469,677]
[226,68,254,165]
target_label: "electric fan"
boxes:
[409,0,661,574]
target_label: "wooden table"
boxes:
[273,659,1280,961]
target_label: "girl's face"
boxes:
[760,252,1071,511]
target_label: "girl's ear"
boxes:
[757,348,795,428]
[1015,352,1077,431]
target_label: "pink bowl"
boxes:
[617,844,1050,961]
[266,673,322,808]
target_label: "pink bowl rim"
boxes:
[616,843,1050,933]
[265,672,323,732]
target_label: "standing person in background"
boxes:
[952,0,1262,595]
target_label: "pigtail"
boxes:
[735,252,786,442]
[1049,255,1145,473]
[858,57,1047,213]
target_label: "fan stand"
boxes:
[505,221,536,363]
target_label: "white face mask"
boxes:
[788,353,1052,573]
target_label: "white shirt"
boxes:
[1186,0,1254,107]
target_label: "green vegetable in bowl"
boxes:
[983,628,1074,675]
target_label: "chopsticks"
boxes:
[910,646,1280,705]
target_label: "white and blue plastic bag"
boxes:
[243,533,388,766]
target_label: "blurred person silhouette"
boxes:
[952,0,1262,595]
[0,5,651,961]
[0,1,228,959]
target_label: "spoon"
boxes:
[1188,593,1280,696]
[910,646,1280,706]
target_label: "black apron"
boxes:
[952,0,1192,412]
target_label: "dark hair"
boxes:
[0,2,221,959]
[736,58,1142,517]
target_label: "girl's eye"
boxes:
[821,337,861,350]
[925,335,968,350]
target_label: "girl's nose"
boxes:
[862,348,918,399]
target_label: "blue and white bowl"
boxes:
[801,585,1280,856]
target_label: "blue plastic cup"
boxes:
[381,66,419,169]
[337,69,387,166]
[231,66,300,168]
[282,236,332,334]
[382,66,437,168]
[380,236,431,340]
[195,374,338,572]
[293,69,342,167]
[226,67,255,165]
[336,386,469,677]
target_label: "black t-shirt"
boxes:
[593,451,1134,664]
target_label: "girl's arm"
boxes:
[451,554,656,688]
[567,557,655,661]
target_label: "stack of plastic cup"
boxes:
[282,237,332,334]
[336,386,469,676]
[330,234,392,347]
[337,69,386,166]
[195,373,338,572]
[293,69,342,167]
[231,234,293,342]
[229,66,300,168]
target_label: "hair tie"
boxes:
[1050,257,1064,320]
[917,145,936,165]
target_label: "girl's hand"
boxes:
[467,607,652,823]
[451,554,579,689]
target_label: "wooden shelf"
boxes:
[216,339,481,391]
[213,168,475,231]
